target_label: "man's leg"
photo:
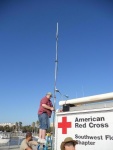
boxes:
[39,129,42,139]
[39,129,46,139]
[38,115,42,139]
[41,129,46,139]
[38,113,51,144]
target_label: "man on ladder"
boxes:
[37,92,54,145]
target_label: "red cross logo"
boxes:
[58,117,71,134]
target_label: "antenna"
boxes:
[53,22,58,109]
[52,22,58,150]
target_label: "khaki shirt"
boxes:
[20,139,38,150]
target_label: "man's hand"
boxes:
[42,104,55,111]
[51,107,55,111]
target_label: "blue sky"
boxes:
[0,0,113,125]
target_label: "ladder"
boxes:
[37,135,52,150]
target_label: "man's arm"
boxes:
[25,147,32,150]
[42,104,54,111]
[20,140,32,150]
[29,141,38,146]
[26,141,38,150]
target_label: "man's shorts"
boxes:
[38,113,50,130]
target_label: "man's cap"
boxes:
[60,137,78,150]
[46,92,53,97]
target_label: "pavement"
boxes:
[0,145,37,150]
[0,145,19,150]
[0,145,52,150]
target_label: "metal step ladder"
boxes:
[37,135,52,150]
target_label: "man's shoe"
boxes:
[40,139,46,144]
[37,138,42,143]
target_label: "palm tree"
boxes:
[36,120,40,133]
[18,122,22,131]
[15,122,18,131]
[32,122,35,133]
[36,121,39,128]
[11,125,16,132]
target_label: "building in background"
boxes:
[0,123,15,127]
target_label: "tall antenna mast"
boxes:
[54,22,58,109]
[52,22,58,150]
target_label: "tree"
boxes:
[10,125,16,132]
[22,125,32,133]
[0,125,4,132]
[15,122,18,131]
[4,125,10,132]
[18,122,22,131]
[32,122,35,133]
[36,120,40,133]
[36,121,40,128]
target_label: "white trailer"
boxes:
[54,92,113,150]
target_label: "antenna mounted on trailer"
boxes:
[52,22,58,150]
